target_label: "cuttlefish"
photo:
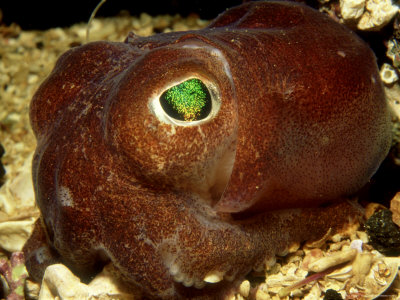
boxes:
[23,1,392,298]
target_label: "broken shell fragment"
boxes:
[350,252,374,285]
[255,288,270,300]
[308,249,357,273]
[358,0,399,30]
[327,265,353,281]
[38,264,134,299]
[340,0,365,20]
[390,192,400,227]
[340,0,399,30]
[380,63,399,85]
[358,256,400,298]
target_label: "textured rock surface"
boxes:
[340,0,399,30]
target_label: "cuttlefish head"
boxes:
[105,36,238,208]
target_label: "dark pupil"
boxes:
[159,79,212,121]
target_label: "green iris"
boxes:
[160,78,212,121]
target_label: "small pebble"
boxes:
[365,209,400,255]
[323,289,343,300]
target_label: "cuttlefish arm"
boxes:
[24,183,361,298]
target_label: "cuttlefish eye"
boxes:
[159,78,212,121]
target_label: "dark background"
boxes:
[0,0,388,63]
[1,0,243,30]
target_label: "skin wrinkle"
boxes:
[23,1,392,299]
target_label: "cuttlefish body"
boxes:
[24,1,392,298]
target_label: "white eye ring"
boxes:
[148,77,221,126]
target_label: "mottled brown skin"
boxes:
[24,1,391,299]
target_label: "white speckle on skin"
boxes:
[95,185,104,192]
[157,161,165,171]
[197,126,205,138]
[77,102,92,119]
[167,125,176,136]
[106,172,115,182]
[337,50,346,57]
[380,63,399,84]
[371,75,376,84]
[321,136,330,146]
[57,186,74,207]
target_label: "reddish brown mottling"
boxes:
[23,1,391,299]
